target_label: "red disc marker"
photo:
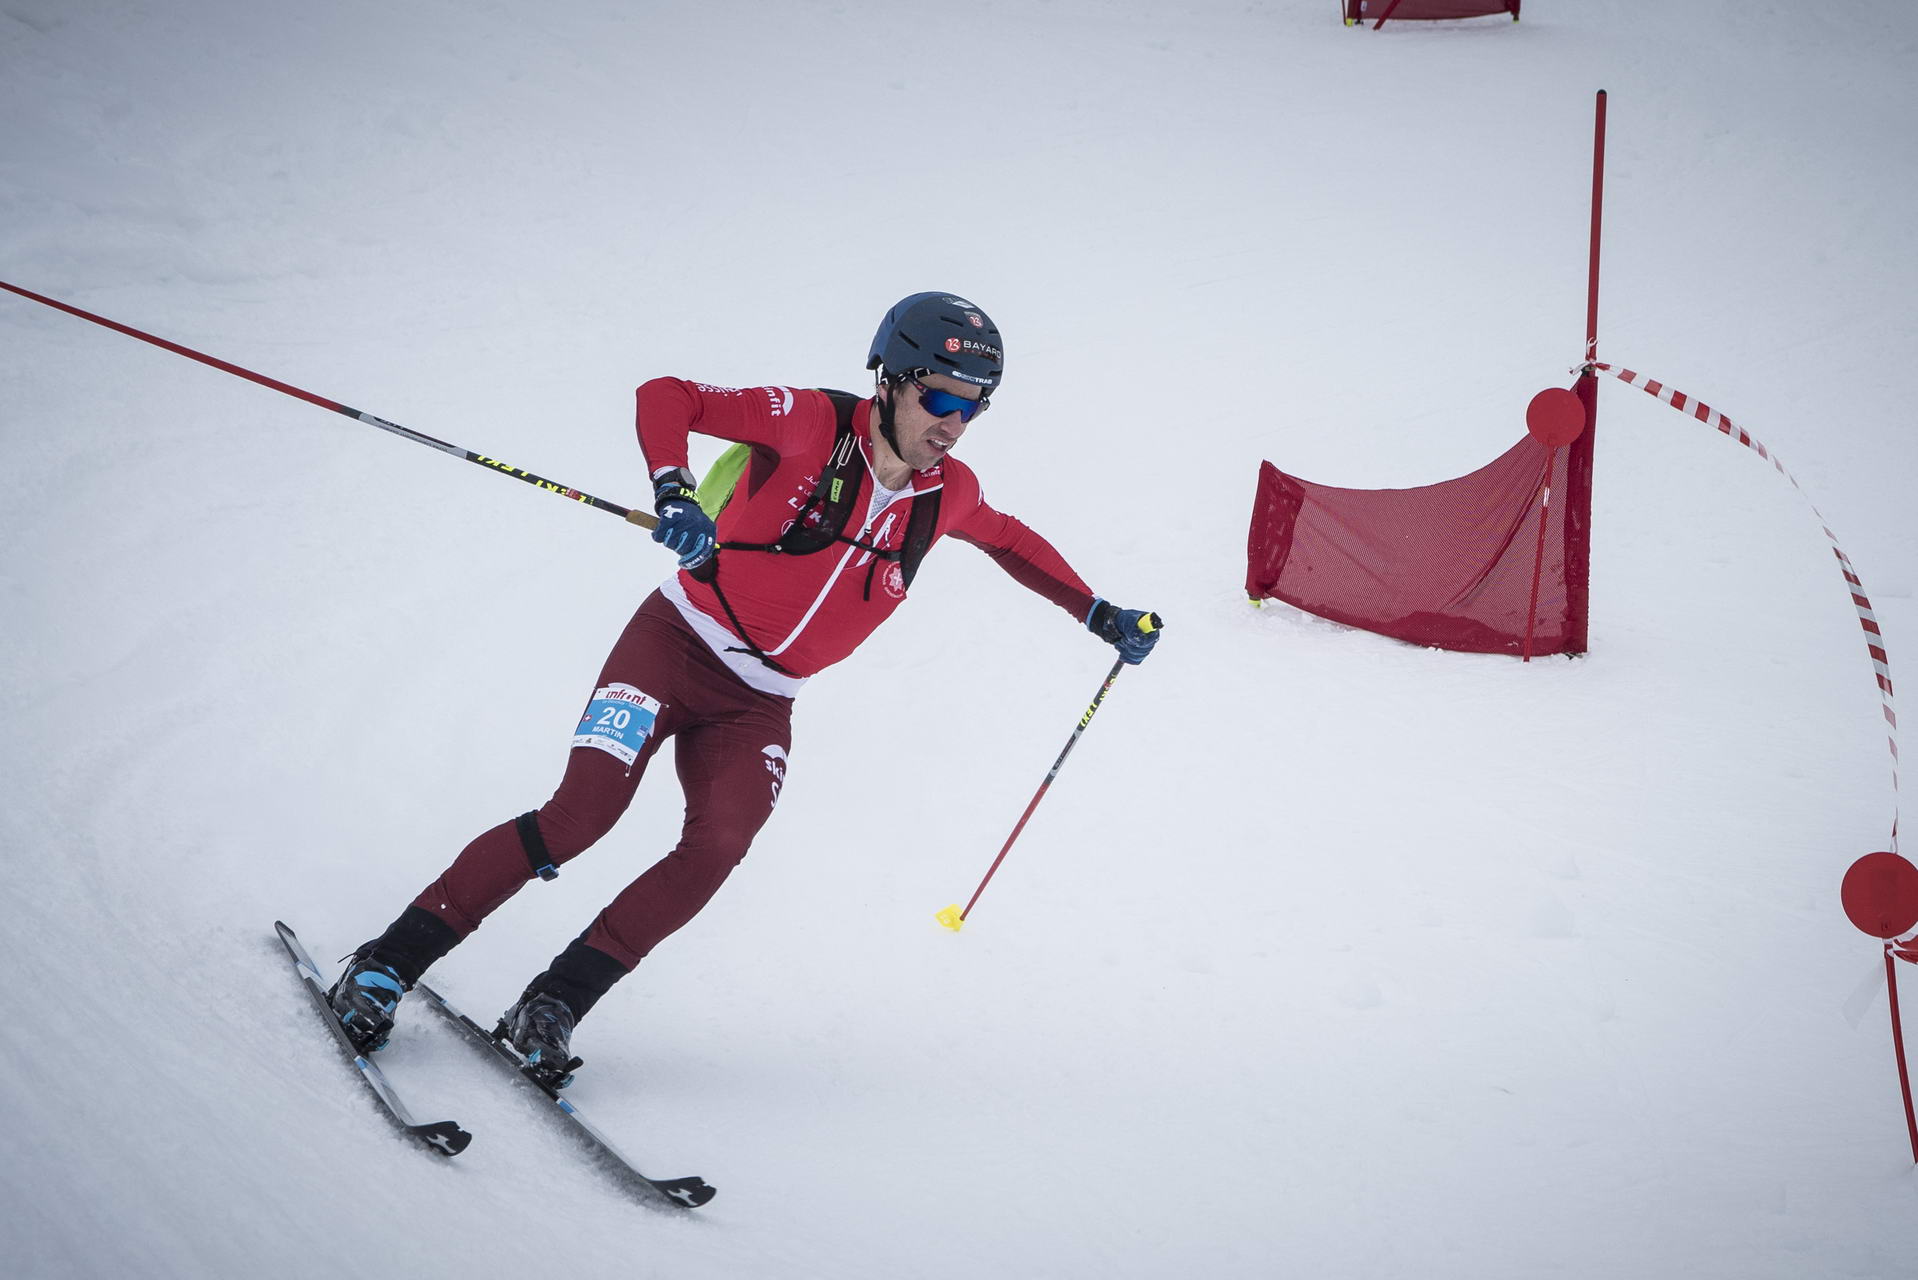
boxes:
[1525,387,1587,447]
[1843,852,1918,939]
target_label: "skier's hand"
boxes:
[652,468,715,568]
[1086,599,1162,665]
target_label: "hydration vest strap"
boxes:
[703,386,943,660]
[898,481,941,589]
[712,390,862,558]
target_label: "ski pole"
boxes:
[936,624,1157,933]
[0,279,658,530]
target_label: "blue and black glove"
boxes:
[1086,598,1163,665]
[651,467,715,568]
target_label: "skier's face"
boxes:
[886,372,984,472]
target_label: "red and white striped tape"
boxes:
[1592,362,1900,854]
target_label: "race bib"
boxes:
[572,683,662,766]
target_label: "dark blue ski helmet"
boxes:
[867,292,1003,391]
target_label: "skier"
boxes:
[327,292,1163,1086]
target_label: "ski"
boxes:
[413,978,716,1209]
[272,921,472,1158]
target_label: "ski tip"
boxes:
[410,1120,474,1157]
[656,1176,717,1209]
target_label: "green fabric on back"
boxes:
[696,444,750,520]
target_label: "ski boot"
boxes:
[327,950,407,1053]
[497,989,583,1091]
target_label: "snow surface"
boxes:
[4,1,1917,1276]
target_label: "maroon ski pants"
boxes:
[411,591,793,970]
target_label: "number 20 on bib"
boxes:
[573,683,663,767]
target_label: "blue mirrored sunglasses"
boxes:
[907,373,989,423]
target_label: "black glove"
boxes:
[651,468,715,568]
[1086,598,1163,665]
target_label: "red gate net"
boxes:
[1245,435,1575,656]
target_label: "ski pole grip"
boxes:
[625,509,660,532]
[1140,612,1162,634]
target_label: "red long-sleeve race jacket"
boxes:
[637,378,1097,693]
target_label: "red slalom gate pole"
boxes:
[0,279,658,530]
[936,640,1154,932]
[1584,90,1607,364]
[1887,946,1918,1162]
[1564,88,1606,656]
